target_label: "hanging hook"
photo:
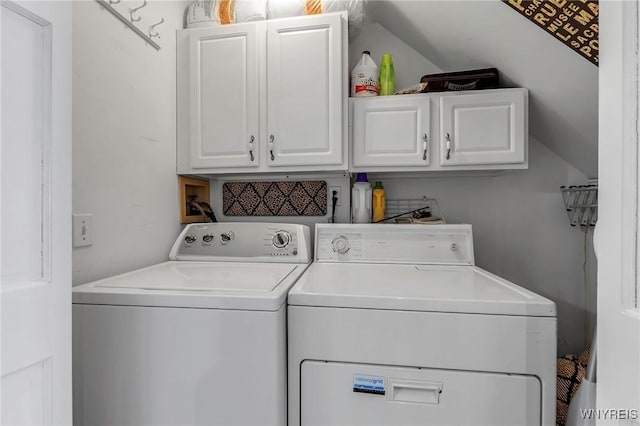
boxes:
[129,0,147,22]
[148,17,164,38]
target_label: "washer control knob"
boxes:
[450,243,458,251]
[184,235,197,245]
[272,231,291,249]
[220,232,233,242]
[331,236,350,254]
[202,234,214,243]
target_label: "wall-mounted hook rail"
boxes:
[149,17,164,38]
[129,0,147,22]
[95,0,161,51]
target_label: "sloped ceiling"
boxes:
[366,0,598,178]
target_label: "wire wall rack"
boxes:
[561,183,598,227]
[378,197,447,224]
[95,0,165,51]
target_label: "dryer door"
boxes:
[301,361,541,426]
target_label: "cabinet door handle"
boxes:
[445,132,452,160]
[422,133,428,161]
[269,134,275,161]
[249,135,255,162]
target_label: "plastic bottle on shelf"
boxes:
[379,53,395,96]
[351,173,372,223]
[351,51,379,97]
[372,181,386,223]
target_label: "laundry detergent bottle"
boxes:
[351,173,372,223]
[351,51,379,97]
[372,181,386,222]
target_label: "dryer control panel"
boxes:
[315,224,474,265]
[170,223,311,263]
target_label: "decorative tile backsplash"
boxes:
[222,181,327,216]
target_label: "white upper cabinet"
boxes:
[440,89,527,167]
[267,14,344,167]
[351,95,431,168]
[349,88,528,173]
[188,23,260,169]
[177,13,347,174]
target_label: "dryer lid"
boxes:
[287,263,556,317]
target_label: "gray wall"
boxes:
[72,1,187,285]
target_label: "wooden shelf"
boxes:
[179,175,211,224]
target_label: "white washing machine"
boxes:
[73,222,311,426]
[288,224,557,426]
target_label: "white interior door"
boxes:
[1,1,72,425]
[598,1,640,423]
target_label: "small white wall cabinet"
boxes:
[351,95,431,167]
[440,89,526,167]
[177,13,347,174]
[349,88,528,172]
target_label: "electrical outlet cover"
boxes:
[73,214,93,247]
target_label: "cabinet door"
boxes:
[440,90,526,166]
[352,96,431,167]
[266,13,344,167]
[189,24,260,169]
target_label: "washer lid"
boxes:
[287,263,556,317]
[73,261,307,311]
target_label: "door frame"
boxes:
[597,0,640,421]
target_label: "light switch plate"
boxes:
[73,214,93,247]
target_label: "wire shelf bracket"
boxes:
[378,196,447,224]
[561,182,598,227]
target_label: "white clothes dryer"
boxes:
[73,222,311,426]
[288,224,557,426]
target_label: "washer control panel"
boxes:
[316,224,474,265]
[170,223,311,263]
